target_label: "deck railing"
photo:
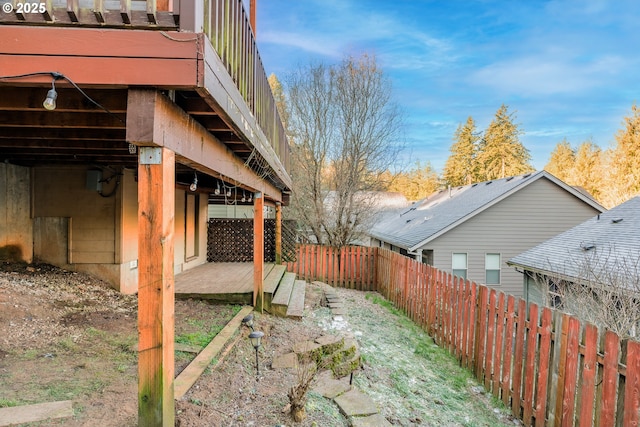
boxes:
[286,244,640,426]
[201,0,289,172]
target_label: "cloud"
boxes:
[260,30,343,58]
[468,54,625,97]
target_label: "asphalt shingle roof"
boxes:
[508,196,640,284]
[369,171,603,252]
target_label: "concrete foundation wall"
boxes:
[33,166,118,264]
[1,164,210,293]
[0,163,33,262]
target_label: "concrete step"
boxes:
[286,280,306,319]
[270,272,296,317]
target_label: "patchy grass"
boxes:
[345,290,516,426]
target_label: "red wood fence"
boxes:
[286,244,640,426]
[286,245,377,291]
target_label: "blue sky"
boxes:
[254,0,639,173]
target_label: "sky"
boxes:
[253,0,640,173]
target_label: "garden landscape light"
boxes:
[241,313,254,331]
[248,330,264,378]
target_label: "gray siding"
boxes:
[423,178,600,298]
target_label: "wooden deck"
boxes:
[175,262,277,304]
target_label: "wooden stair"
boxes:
[263,264,287,312]
[268,270,306,319]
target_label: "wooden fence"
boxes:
[287,244,640,426]
[285,245,377,291]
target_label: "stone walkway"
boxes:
[272,282,392,426]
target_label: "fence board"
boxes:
[578,324,597,427]
[512,299,527,418]
[476,286,488,380]
[485,289,497,390]
[502,295,516,407]
[492,292,505,400]
[534,307,552,427]
[523,303,539,425]
[561,317,580,427]
[623,341,640,427]
[599,331,620,426]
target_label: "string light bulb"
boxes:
[43,73,62,111]
[189,172,198,192]
[43,87,57,110]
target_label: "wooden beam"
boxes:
[0,111,125,128]
[137,146,175,426]
[275,201,282,264]
[0,26,196,58]
[0,88,128,112]
[0,401,73,426]
[174,306,253,398]
[126,89,283,202]
[0,55,197,88]
[253,192,264,311]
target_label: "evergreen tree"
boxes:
[544,138,575,182]
[387,161,439,201]
[606,103,640,207]
[571,140,604,201]
[477,104,533,180]
[442,116,479,186]
[268,73,290,133]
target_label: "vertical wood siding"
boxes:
[287,244,640,426]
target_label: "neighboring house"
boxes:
[369,171,605,297]
[508,196,640,307]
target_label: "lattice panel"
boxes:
[207,219,299,263]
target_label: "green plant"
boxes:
[0,398,18,408]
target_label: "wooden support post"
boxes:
[137,146,175,427]
[253,192,264,311]
[275,202,282,264]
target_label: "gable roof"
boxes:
[508,196,640,285]
[369,170,605,252]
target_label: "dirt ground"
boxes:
[0,262,520,426]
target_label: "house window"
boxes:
[452,253,467,279]
[485,253,501,285]
[422,250,434,266]
[185,193,199,260]
[548,279,563,309]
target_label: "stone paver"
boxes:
[292,340,321,355]
[315,335,342,347]
[351,413,393,427]
[311,370,351,399]
[334,389,379,417]
[271,352,297,369]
